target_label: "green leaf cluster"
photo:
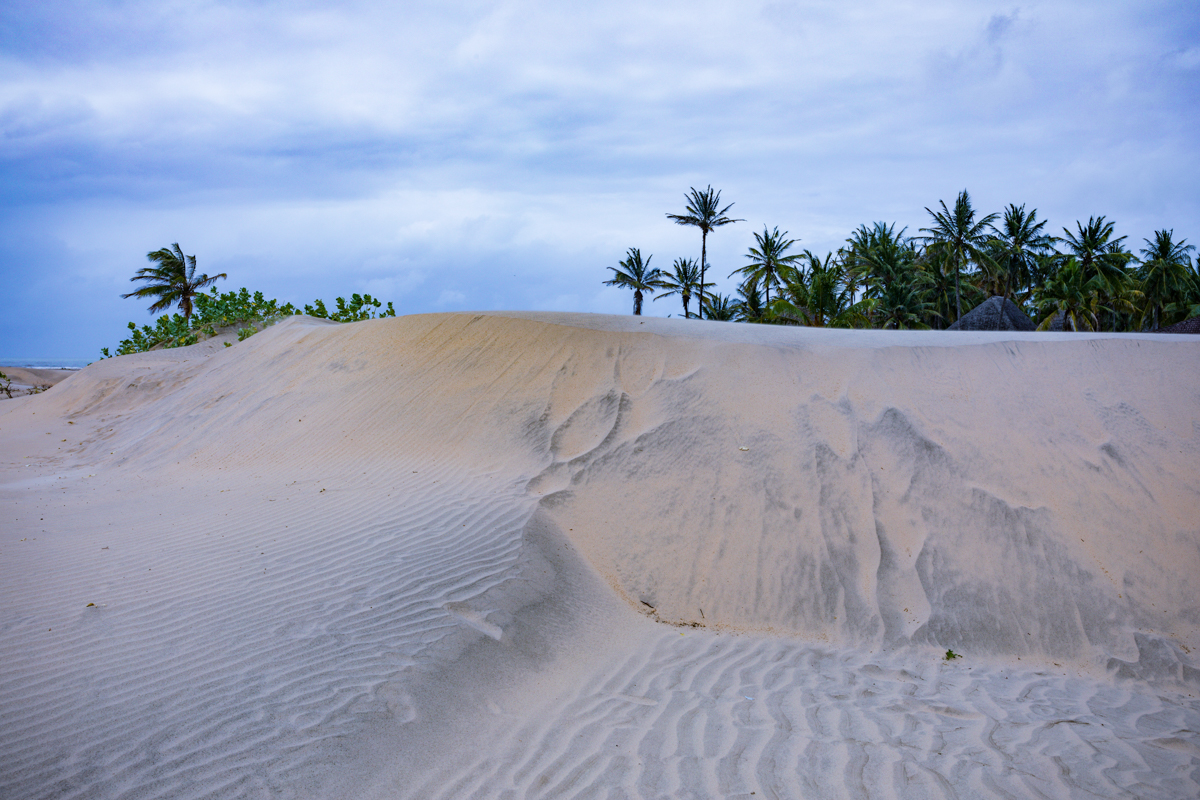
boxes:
[303,293,396,322]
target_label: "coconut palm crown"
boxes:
[730,226,801,308]
[1137,229,1196,329]
[666,186,742,319]
[122,244,227,321]
[1061,216,1131,290]
[920,190,998,322]
[990,204,1056,301]
[654,257,710,318]
[604,248,662,315]
[1059,216,1136,331]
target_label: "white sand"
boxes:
[2,312,1198,799]
[0,367,78,395]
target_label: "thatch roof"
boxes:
[947,297,1037,331]
[1154,316,1200,334]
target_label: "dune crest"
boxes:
[3,312,1198,798]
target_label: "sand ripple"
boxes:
[3,312,1198,798]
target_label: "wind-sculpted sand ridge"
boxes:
[405,631,1200,799]
[1,462,545,798]
[2,312,1198,798]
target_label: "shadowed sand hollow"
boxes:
[2,312,1198,798]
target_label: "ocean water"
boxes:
[0,358,91,369]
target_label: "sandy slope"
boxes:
[0,367,78,395]
[2,312,1198,799]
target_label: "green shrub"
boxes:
[103,288,396,357]
[304,293,396,322]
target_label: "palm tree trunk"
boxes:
[682,291,691,319]
[699,232,708,320]
[634,289,643,316]
[953,250,962,321]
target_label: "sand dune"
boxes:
[0,366,77,395]
[2,312,1198,798]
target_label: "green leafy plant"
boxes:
[945,649,962,661]
[0,371,12,399]
[304,293,396,322]
[105,286,397,357]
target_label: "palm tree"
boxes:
[1136,230,1196,329]
[1061,217,1130,286]
[1036,257,1100,331]
[1060,217,1134,331]
[916,247,960,329]
[666,186,742,318]
[604,248,662,315]
[844,222,908,296]
[990,204,1056,302]
[842,222,884,292]
[856,234,932,329]
[920,190,999,322]
[122,243,227,321]
[733,280,769,323]
[771,251,871,327]
[730,226,800,308]
[653,257,710,318]
[701,292,738,321]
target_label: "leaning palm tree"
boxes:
[666,186,742,318]
[603,248,662,315]
[1136,229,1195,330]
[653,257,710,318]
[122,243,227,321]
[920,190,999,323]
[730,226,800,308]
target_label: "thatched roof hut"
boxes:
[947,297,1037,331]
[1154,316,1200,334]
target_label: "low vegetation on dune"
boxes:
[102,287,397,357]
[0,371,50,398]
[103,242,398,358]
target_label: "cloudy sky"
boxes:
[2,0,1197,359]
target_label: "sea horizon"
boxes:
[0,358,91,370]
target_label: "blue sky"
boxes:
[2,0,1197,359]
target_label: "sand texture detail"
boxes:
[2,312,1198,799]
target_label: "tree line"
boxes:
[605,187,1199,331]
